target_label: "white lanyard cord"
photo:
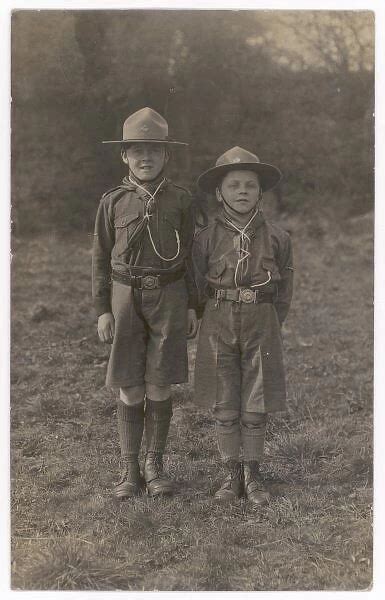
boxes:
[250,271,271,288]
[147,224,181,262]
[224,211,271,288]
[128,175,165,217]
[128,176,181,262]
[225,211,257,287]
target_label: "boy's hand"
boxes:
[97,312,115,344]
[187,309,199,339]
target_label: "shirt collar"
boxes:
[215,209,265,236]
[121,172,168,196]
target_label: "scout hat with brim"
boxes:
[198,146,282,193]
[102,107,187,145]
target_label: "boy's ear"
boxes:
[164,147,170,165]
[216,186,223,204]
[121,148,129,165]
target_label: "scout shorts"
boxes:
[106,279,188,388]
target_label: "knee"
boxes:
[240,411,268,430]
[145,383,171,402]
[120,385,145,406]
[213,407,240,427]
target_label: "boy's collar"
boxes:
[121,172,168,196]
[216,209,265,234]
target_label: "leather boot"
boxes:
[114,458,144,500]
[144,451,174,497]
[214,460,243,502]
[243,461,270,506]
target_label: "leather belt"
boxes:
[208,287,274,304]
[112,268,184,290]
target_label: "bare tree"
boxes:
[253,12,374,73]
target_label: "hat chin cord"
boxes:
[217,187,263,219]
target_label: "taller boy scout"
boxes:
[193,147,293,505]
[92,108,198,500]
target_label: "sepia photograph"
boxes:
[4,0,380,593]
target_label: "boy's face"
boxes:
[219,170,261,214]
[122,143,168,181]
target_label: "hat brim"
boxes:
[102,138,188,146]
[198,162,282,193]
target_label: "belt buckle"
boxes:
[142,275,159,290]
[239,288,255,303]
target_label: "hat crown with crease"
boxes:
[216,146,262,167]
[102,107,187,145]
[197,146,282,193]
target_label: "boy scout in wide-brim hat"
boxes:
[193,146,293,506]
[93,107,197,501]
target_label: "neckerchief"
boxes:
[217,208,265,236]
[123,171,167,198]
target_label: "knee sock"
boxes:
[240,412,267,463]
[145,398,173,454]
[216,422,241,462]
[214,409,241,462]
[117,399,145,461]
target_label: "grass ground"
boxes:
[10,209,373,591]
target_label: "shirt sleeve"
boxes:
[92,197,115,317]
[275,233,294,325]
[180,193,199,310]
[192,228,210,319]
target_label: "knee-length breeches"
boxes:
[194,299,287,413]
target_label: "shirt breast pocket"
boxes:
[114,212,140,256]
[163,210,181,232]
[157,212,182,260]
[260,258,280,283]
[208,257,227,282]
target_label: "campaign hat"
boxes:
[198,146,282,193]
[103,107,187,145]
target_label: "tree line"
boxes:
[11,10,374,232]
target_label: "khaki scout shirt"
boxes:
[192,211,293,324]
[92,178,197,316]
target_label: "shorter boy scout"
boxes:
[92,107,198,500]
[193,147,293,505]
